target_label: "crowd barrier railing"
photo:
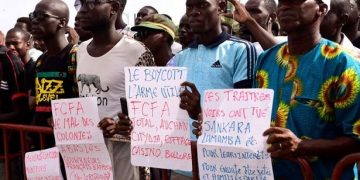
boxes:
[0,124,320,180]
[0,123,53,180]
[331,153,360,180]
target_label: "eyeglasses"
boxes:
[134,29,163,40]
[29,11,62,21]
[79,0,114,10]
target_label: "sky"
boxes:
[0,0,186,34]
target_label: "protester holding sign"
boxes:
[76,0,155,179]
[168,0,257,179]
[252,0,360,179]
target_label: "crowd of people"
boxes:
[1,0,360,179]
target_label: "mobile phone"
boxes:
[120,97,128,116]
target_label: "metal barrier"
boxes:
[331,153,360,180]
[0,124,316,180]
[0,123,53,180]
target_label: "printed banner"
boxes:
[198,89,274,180]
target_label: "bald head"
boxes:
[36,0,69,24]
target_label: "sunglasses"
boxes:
[29,11,62,21]
[79,0,115,10]
[134,29,163,40]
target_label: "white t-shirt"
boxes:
[76,36,154,180]
[340,33,360,59]
[77,36,154,120]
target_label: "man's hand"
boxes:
[179,81,201,120]
[222,0,253,24]
[192,113,203,138]
[116,113,133,137]
[98,118,116,138]
[66,26,80,44]
[263,127,302,159]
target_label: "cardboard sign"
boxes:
[125,67,191,171]
[25,147,63,180]
[52,97,113,180]
[198,89,274,180]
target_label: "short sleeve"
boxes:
[233,42,257,88]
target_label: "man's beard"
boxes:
[86,18,112,32]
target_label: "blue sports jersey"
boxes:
[172,32,257,177]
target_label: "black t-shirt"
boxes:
[0,45,27,154]
[0,46,26,116]
[25,58,36,92]
[33,44,78,126]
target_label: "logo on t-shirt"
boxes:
[35,72,66,112]
[78,74,109,94]
[211,60,222,68]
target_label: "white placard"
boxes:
[198,89,274,180]
[125,67,191,171]
[25,147,63,180]
[52,97,113,180]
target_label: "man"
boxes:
[245,0,277,35]
[6,28,37,119]
[0,36,28,180]
[115,0,136,37]
[178,15,194,49]
[0,42,27,128]
[132,14,176,66]
[320,0,360,59]
[134,6,158,25]
[172,0,257,179]
[342,0,360,48]
[14,17,43,61]
[251,0,360,179]
[132,14,178,179]
[223,0,283,52]
[30,0,78,128]
[76,0,155,179]
[6,28,35,92]
[73,12,92,43]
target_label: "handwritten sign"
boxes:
[125,67,191,171]
[25,147,63,180]
[51,97,113,180]
[198,89,274,180]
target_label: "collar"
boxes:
[189,31,230,49]
[339,33,355,49]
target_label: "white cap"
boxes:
[320,0,331,11]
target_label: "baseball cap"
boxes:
[131,14,176,40]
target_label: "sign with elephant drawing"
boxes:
[125,67,192,171]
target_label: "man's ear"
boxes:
[318,3,328,17]
[218,0,227,14]
[339,13,349,27]
[269,13,277,22]
[111,1,120,15]
[58,18,67,28]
